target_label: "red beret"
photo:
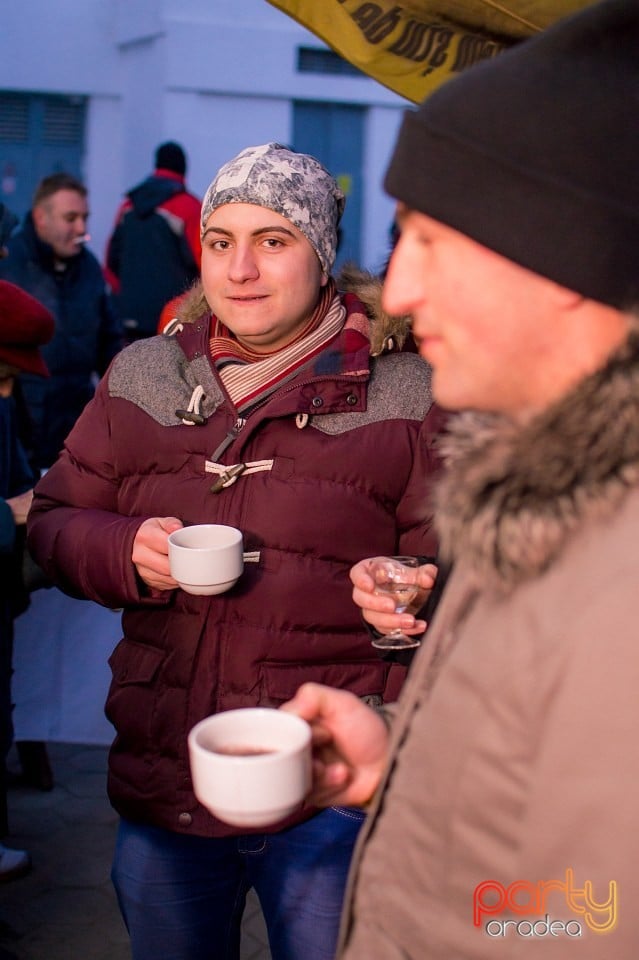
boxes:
[0,280,55,377]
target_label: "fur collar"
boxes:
[435,330,639,593]
[169,266,412,359]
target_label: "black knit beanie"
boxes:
[384,0,639,310]
[155,141,187,176]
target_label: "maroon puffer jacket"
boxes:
[28,285,442,837]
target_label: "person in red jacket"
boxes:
[105,141,201,343]
[156,291,186,335]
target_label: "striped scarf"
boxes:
[209,280,346,416]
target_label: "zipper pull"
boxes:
[209,418,246,461]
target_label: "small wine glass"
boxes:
[369,556,422,651]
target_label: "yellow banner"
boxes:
[266,0,595,102]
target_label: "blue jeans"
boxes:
[111,807,365,960]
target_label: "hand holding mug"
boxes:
[132,516,183,591]
[281,683,390,810]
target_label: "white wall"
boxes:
[0,0,408,271]
[85,95,125,262]
[172,92,292,202]
[1,0,119,95]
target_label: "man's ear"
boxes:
[32,205,46,233]
[320,271,329,288]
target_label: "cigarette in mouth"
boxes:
[74,234,91,245]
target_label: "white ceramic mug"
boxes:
[168,524,243,595]
[188,708,312,827]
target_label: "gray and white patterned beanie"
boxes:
[200,142,346,275]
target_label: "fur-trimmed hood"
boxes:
[435,330,639,593]
[336,263,411,356]
[167,265,412,358]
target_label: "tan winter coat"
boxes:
[339,330,639,958]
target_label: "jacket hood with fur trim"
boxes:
[435,329,639,593]
[168,265,413,359]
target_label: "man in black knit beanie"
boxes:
[282,2,639,956]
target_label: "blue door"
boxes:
[293,101,364,273]
[0,92,86,226]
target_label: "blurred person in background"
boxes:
[0,174,122,791]
[0,280,54,880]
[105,141,201,343]
[0,172,122,472]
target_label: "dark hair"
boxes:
[155,141,187,176]
[32,172,87,208]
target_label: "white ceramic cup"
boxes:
[188,708,312,827]
[168,524,243,595]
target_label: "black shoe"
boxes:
[15,741,54,792]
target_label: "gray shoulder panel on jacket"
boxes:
[313,353,433,435]
[107,336,225,426]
